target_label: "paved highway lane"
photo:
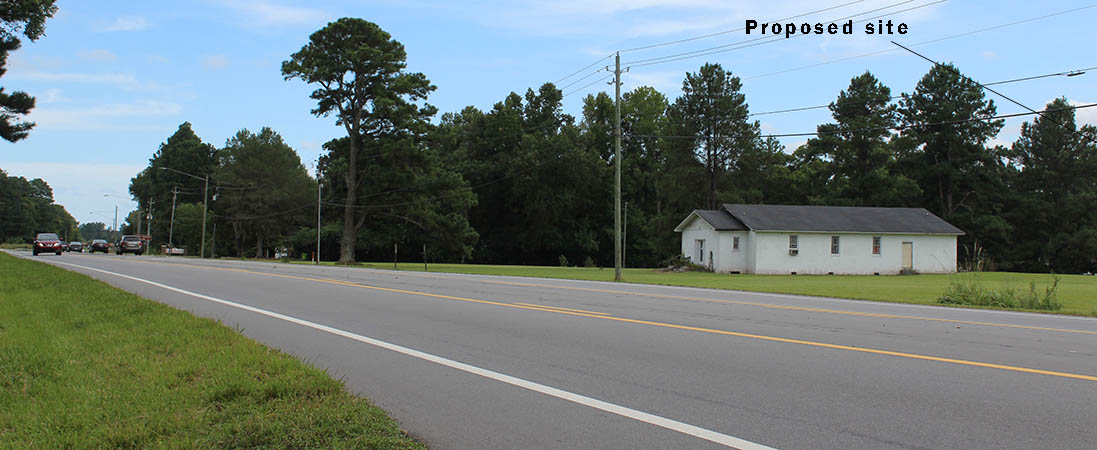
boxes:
[14,251,1097,449]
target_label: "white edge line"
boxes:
[43,258,776,450]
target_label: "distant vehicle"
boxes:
[116,235,144,255]
[89,239,109,253]
[67,241,84,252]
[33,233,63,256]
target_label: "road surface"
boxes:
[13,251,1097,449]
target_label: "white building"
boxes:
[674,204,964,275]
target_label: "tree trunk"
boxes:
[339,135,360,263]
[255,234,263,259]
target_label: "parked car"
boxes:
[67,241,84,252]
[33,233,63,256]
[116,235,144,255]
[89,239,110,253]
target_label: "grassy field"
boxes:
[0,252,426,449]
[288,260,1097,316]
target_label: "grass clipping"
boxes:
[0,253,426,449]
[939,272,1063,311]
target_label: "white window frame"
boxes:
[789,235,798,250]
[733,236,740,251]
[872,236,881,255]
[831,235,840,255]
[696,239,705,262]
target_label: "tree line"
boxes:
[121,18,1095,273]
[0,170,78,243]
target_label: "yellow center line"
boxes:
[476,279,1097,336]
[126,258,1097,383]
[97,256,1097,336]
[514,302,612,316]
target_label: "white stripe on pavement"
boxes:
[46,259,776,450]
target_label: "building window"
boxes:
[696,239,705,262]
[831,236,840,254]
[733,236,740,250]
[872,236,881,255]
[789,235,798,249]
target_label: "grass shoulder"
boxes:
[0,252,426,449]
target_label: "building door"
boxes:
[901,242,913,270]
[695,239,705,263]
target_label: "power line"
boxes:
[564,74,614,97]
[552,54,614,85]
[891,40,1092,144]
[749,65,1097,117]
[210,202,316,221]
[618,0,868,53]
[743,3,1097,81]
[623,0,940,69]
[559,67,608,91]
[628,103,1097,140]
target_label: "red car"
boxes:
[33,233,64,256]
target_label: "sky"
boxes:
[2,0,1095,227]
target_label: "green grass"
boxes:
[0,252,426,449]
[288,260,1097,316]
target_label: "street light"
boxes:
[95,199,119,241]
[159,167,209,258]
[89,211,115,241]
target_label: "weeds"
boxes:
[939,273,1062,311]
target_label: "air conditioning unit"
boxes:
[788,249,799,256]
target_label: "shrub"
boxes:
[558,254,569,267]
[583,256,596,268]
[659,254,710,272]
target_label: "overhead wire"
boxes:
[628,103,1097,141]
[564,74,614,97]
[617,0,868,53]
[743,2,1097,81]
[891,40,1094,144]
[749,65,1097,117]
[622,0,940,68]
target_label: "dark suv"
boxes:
[89,239,110,253]
[116,235,144,255]
[33,233,63,256]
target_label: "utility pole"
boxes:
[316,172,322,264]
[113,205,118,241]
[168,187,178,253]
[146,198,154,236]
[201,174,209,258]
[624,201,628,270]
[610,52,626,282]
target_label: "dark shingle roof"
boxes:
[693,210,747,230]
[721,204,964,235]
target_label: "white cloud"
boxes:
[78,49,117,62]
[624,70,681,93]
[220,0,328,26]
[38,88,69,104]
[0,163,144,227]
[28,101,182,132]
[97,16,149,32]
[7,71,159,91]
[202,54,229,69]
[1070,99,1097,127]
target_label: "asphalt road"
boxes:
[13,250,1097,449]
